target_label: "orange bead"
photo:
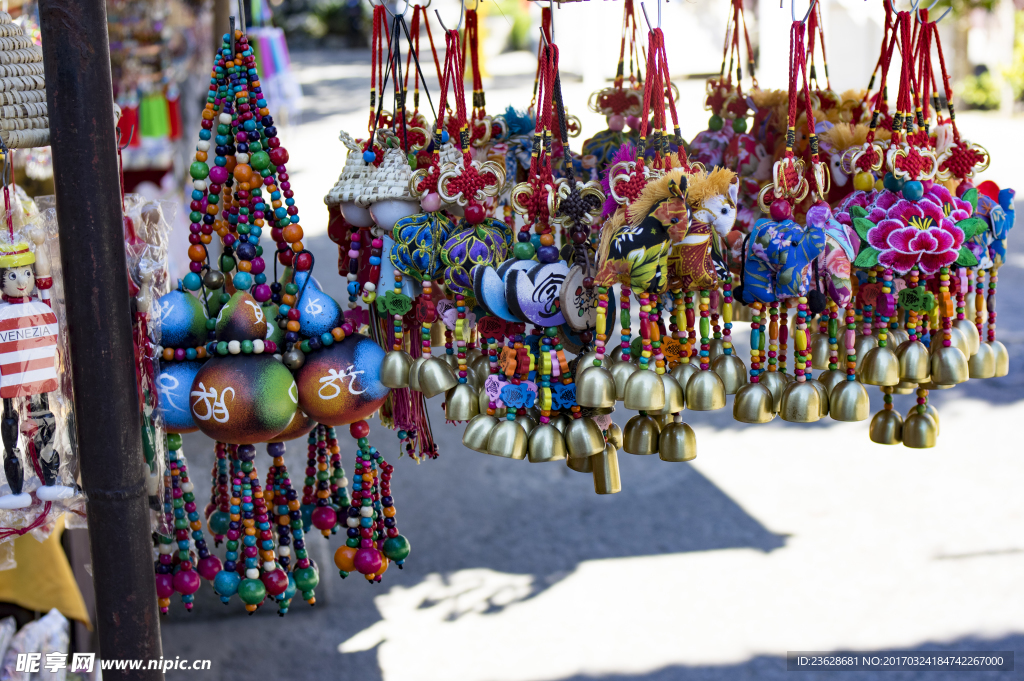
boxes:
[373,557,390,579]
[331,328,344,341]
[201,109,214,120]
[383,506,396,517]
[187,244,206,262]
[206,204,218,215]
[282,224,303,243]
[237,259,252,272]
[195,151,208,163]
[200,234,212,244]
[271,200,282,209]
[259,108,270,116]
[281,294,296,306]
[334,545,358,572]
[196,346,207,359]
[291,241,303,253]
[162,348,174,361]
[539,233,554,246]
[286,320,301,332]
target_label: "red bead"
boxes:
[464,203,485,224]
[294,251,312,271]
[269,147,289,165]
[769,200,793,222]
[350,420,370,439]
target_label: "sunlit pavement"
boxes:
[159,47,1024,681]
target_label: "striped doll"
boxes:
[0,231,75,508]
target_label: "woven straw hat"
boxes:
[0,11,47,149]
[359,147,414,205]
[325,130,373,207]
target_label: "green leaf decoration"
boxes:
[853,245,881,268]
[961,187,978,214]
[850,205,868,218]
[956,217,986,240]
[955,245,979,267]
[853,217,875,242]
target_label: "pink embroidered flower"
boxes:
[825,245,851,279]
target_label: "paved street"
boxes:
[160,43,1024,681]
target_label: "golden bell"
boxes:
[954,317,981,356]
[462,414,498,453]
[468,362,489,392]
[565,417,606,459]
[576,366,617,409]
[708,338,726,363]
[485,418,528,459]
[990,340,1009,377]
[896,339,930,382]
[445,383,480,422]
[592,445,622,494]
[380,350,414,389]
[829,379,870,422]
[430,319,446,346]
[968,341,996,379]
[550,413,571,434]
[470,353,491,376]
[650,373,685,415]
[465,347,483,365]
[759,370,788,414]
[528,424,567,463]
[407,356,426,393]
[854,334,878,371]
[893,379,917,394]
[443,353,460,370]
[685,370,727,411]
[859,346,900,386]
[902,412,938,449]
[869,409,903,444]
[418,357,459,398]
[672,362,699,391]
[807,378,830,418]
[477,385,491,414]
[779,380,821,423]
[610,360,638,401]
[659,421,697,461]
[623,414,660,455]
[567,451,594,472]
[515,414,538,436]
[733,382,774,424]
[818,369,846,395]
[930,346,969,385]
[623,370,666,412]
[810,333,832,370]
[606,423,623,448]
[651,412,672,429]
[932,325,970,359]
[574,352,600,382]
[610,346,629,364]
[711,353,747,395]
[906,403,940,435]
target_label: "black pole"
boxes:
[37,1,163,677]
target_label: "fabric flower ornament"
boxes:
[440,217,512,293]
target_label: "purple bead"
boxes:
[354,548,383,575]
[235,131,247,142]
[266,442,286,456]
[223,234,236,247]
[173,569,201,595]
[189,261,203,273]
[537,245,559,263]
[197,555,223,581]
[209,165,229,184]
[155,573,175,598]
[250,256,266,275]
[252,283,272,302]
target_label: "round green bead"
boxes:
[250,151,271,170]
[513,242,536,260]
[237,578,266,605]
[166,433,182,450]
[382,535,411,562]
[708,114,724,132]
[189,161,210,180]
[293,566,319,591]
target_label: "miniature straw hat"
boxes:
[0,11,48,149]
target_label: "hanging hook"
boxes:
[791,0,817,24]
[237,0,247,36]
[118,123,136,151]
[434,0,465,31]
[639,1,662,32]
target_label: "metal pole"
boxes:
[213,0,232,53]
[37,1,163,677]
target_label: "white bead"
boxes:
[246,568,260,579]
[347,273,358,281]
[197,141,210,151]
[219,113,232,124]
[159,543,174,554]
[359,506,374,517]
[273,353,283,362]
[338,477,349,487]
[277,546,291,557]
[253,339,265,354]
[363,282,376,292]
[181,482,194,493]
[346,517,359,528]
[192,180,207,191]
[236,153,249,164]
[228,340,241,354]
[263,561,277,572]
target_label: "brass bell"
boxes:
[407,356,426,393]
[445,383,480,422]
[829,379,870,422]
[685,370,727,411]
[759,370,788,414]
[896,339,930,382]
[623,370,666,412]
[418,357,459,398]
[659,421,697,461]
[623,414,660,455]
[818,369,846,396]
[807,378,830,418]
[610,360,638,401]
[465,347,484,365]
[430,319,446,346]
[650,373,685,415]
[902,412,938,449]
[672,362,699,391]
[468,362,488,392]
[859,345,900,386]
[652,412,673,429]
[485,418,528,459]
[592,445,622,494]
[893,379,917,395]
[528,424,567,463]
[869,409,903,444]
[550,413,571,434]
[968,341,996,379]
[477,385,491,414]
[906,403,940,435]
[462,414,497,453]
[515,414,538,436]
[733,382,774,424]
[470,353,491,376]
[610,346,629,364]
[932,325,970,359]
[930,346,969,385]
[990,340,1009,377]
[810,333,832,370]
[708,337,726,363]
[779,380,821,423]
[574,352,600,382]
[606,423,623,449]
[443,353,460,370]
[567,451,594,472]
[711,353,747,395]
[889,327,910,348]
[954,317,980,356]
[854,334,878,371]
[576,366,617,409]
[564,417,606,459]
[380,350,414,389]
